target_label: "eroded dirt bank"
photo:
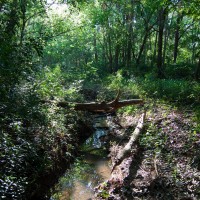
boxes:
[95,104,200,200]
[28,113,94,200]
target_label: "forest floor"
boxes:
[94,103,200,200]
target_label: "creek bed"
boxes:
[51,115,111,200]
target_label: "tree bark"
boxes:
[108,33,113,73]
[42,92,143,113]
[94,29,98,63]
[136,31,148,65]
[162,15,169,66]
[126,22,133,68]
[112,112,146,172]
[125,0,134,68]
[157,7,167,78]
[173,13,183,63]
[152,31,158,66]
[195,56,200,81]
[5,0,19,38]
[44,99,143,113]
[114,43,120,72]
[103,29,108,68]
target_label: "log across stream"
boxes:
[42,91,143,113]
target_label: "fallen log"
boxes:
[57,99,143,112]
[112,112,146,172]
[94,113,146,199]
[42,92,143,113]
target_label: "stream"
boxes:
[51,114,112,200]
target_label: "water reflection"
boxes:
[51,153,110,200]
[51,115,111,200]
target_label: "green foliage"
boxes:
[136,76,200,104]
[0,0,200,199]
[36,65,94,101]
[104,69,200,106]
[165,63,196,79]
[140,123,167,150]
[0,81,82,199]
[0,0,45,88]
[97,189,110,199]
[36,65,67,98]
[107,70,125,89]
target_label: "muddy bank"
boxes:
[94,105,200,200]
[27,113,94,200]
[30,103,200,200]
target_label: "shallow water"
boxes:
[51,116,111,200]
[51,151,110,200]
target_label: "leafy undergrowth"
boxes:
[95,103,200,200]
[0,84,93,200]
[105,71,200,106]
[0,65,99,199]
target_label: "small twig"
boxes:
[154,155,159,177]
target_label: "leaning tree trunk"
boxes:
[136,30,149,65]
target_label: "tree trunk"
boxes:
[147,33,152,66]
[103,29,108,68]
[173,14,183,63]
[20,5,26,45]
[94,29,98,63]
[114,43,120,72]
[195,56,200,81]
[162,22,168,66]
[157,7,167,78]
[191,28,196,64]
[5,0,19,38]
[122,46,126,67]
[126,22,132,68]
[126,0,134,68]
[108,30,113,73]
[44,99,143,113]
[152,31,158,66]
[136,32,148,65]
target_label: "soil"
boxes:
[27,114,94,200]
[94,103,200,200]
